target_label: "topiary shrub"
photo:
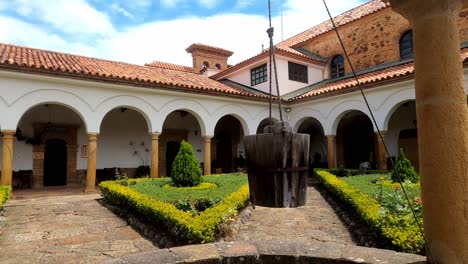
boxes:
[171,141,203,187]
[391,148,419,183]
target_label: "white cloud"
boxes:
[111,3,135,19]
[7,0,114,35]
[0,0,366,67]
[0,16,99,56]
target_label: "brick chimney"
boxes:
[186,43,234,76]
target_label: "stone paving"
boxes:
[237,185,356,245]
[0,184,357,263]
[0,191,158,264]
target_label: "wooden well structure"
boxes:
[244,122,310,208]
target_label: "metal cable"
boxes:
[267,0,284,123]
[267,0,273,129]
[321,0,435,261]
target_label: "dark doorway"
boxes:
[216,132,233,173]
[166,141,181,176]
[337,112,375,169]
[44,139,67,186]
[214,115,243,173]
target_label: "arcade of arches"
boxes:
[0,99,424,191]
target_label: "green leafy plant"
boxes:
[315,169,424,253]
[392,149,419,183]
[99,177,249,243]
[171,141,202,187]
[0,185,11,207]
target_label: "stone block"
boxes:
[170,244,221,264]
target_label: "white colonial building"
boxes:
[0,0,467,191]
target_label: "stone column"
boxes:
[85,134,98,193]
[204,136,212,175]
[150,133,160,178]
[326,135,336,169]
[0,130,15,186]
[375,131,387,171]
[390,0,468,262]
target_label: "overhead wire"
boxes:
[321,0,435,262]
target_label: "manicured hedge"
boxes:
[315,170,424,253]
[0,185,11,207]
[100,179,249,243]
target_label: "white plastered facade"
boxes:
[1,68,467,173]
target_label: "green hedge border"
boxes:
[315,170,424,253]
[0,185,11,207]
[99,179,249,243]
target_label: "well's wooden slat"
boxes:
[244,128,309,208]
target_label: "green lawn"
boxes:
[341,173,391,198]
[129,173,248,204]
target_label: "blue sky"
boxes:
[0,0,366,66]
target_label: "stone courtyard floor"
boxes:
[0,185,356,263]
[0,190,157,264]
[237,185,356,245]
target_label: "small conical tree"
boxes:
[171,141,203,187]
[391,148,419,183]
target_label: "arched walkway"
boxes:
[97,108,151,181]
[336,111,375,169]
[11,104,87,189]
[160,110,203,177]
[386,100,418,170]
[213,115,245,174]
[296,117,327,170]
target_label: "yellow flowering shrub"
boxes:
[99,180,249,243]
[315,170,424,253]
[0,185,11,207]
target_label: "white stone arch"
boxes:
[290,108,327,133]
[208,104,252,136]
[378,88,416,131]
[158,99,209,136]
[7,89,93,132]
[94,95,158,133]
[326,100,376,135]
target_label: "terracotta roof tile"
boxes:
[278,0,389,49]
[211,1,386,80]
[0,43,267,99]
[145,61,196,73]
[293,48,468,101]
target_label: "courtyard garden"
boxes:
[99,141,249,244]
[315,151,424,253]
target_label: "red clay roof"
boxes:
[292,48,468,101]
[280,0,389,49]
[145,61,196,73]
[211,0,387,81]
[186,43,234,57]
[0,43,267,99]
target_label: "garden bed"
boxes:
[315,170,424,254]
[99,173,249,244]
[0,185,11,207]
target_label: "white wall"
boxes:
[386,101,417,157]
[276,57,324,95]
[0,69,466,174]
[97,108,151,169]
[222,55,324,96]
